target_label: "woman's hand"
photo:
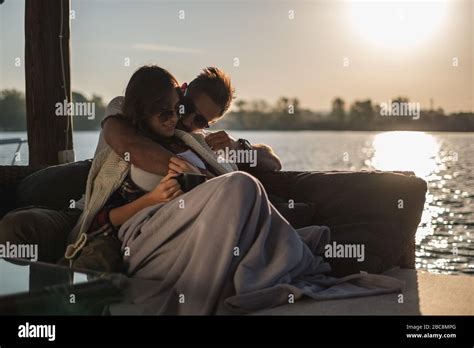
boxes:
[110,173,182,226]
[147,173,183,203]
[168,156,201,175]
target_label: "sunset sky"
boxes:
[1,0,472,113]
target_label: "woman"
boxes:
[66,65,403,315]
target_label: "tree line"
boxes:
[1,89,473,132]
[0,89,105,131]
[219,96,474,132]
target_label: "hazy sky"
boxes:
[1,0,472,113]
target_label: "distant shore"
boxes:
[2,89,473,132]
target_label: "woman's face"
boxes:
[147,88,181,138]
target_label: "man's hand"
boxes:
[251,144,282,171]
[205,130,282,171]
[168,156,201,175]
[205,131,238,151]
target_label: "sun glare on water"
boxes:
[369,131,440,179]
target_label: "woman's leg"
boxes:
[0,208,81,263]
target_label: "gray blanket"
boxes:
[115,172,403,315]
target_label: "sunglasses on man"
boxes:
[158,101,209,129]
[177,96,210,129]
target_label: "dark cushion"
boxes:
[0,165,47,218]
[269,193,316,229]
[272,202,316,229]
[254,170,427,274]
[15,160,92,210]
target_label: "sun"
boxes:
[346,0,448,51]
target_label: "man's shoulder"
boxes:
[101,96,125,127]
[105,96,125,117]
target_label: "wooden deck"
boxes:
[252,268,474,315]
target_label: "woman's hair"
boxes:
[122,65,179,136]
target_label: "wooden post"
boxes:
[25,0,73,166]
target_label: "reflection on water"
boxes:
[369,132,439,178]
[368,132,473,275]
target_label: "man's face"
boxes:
[177,93,222,133]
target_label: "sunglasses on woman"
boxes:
[158,106,181,123]
[150,86,187,123]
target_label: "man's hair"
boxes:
[187,67,235,115]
